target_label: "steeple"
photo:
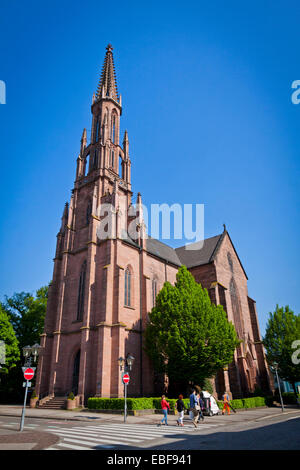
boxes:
[96,44,119,102]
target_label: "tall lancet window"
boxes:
[86,200,92,225]
[124,268,131,307]
[93,150,99,169]
[152,279,157,307]
[77,261,87,321]
[111,115,116,143]
[110,149,115,168]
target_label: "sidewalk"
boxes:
[0,403,299,424]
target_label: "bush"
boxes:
[230,399,244,409]
[31,390,37,399]
[68,392,75,400]
[280,392,300,405]
[254,396,266,407]
[87,395,271,411]
[242,397,256,408]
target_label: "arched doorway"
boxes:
[72,350,80,395]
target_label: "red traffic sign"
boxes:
[23,368,35,381]
[122,373,130,384]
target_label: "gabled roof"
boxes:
[175,234,223,268]
[121,229,248,278]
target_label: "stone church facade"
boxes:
[35,45,272,404]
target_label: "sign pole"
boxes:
[20,380,29,432]
[124,382,127,423]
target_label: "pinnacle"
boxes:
[96,44,119,102]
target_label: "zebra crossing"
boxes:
[45,421,223,450]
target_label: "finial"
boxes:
[223,223,226,232]
[106,43,113,52]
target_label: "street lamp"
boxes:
[272,361,284,413]
[118,354,135,423]
[126,354,135,371]
[20,344,41,431]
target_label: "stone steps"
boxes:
[38,397,67,409]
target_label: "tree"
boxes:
[2,285,48,350]
[144,266,240,394]
[0,285,48,403]
[263,305,300,402]
[0,305,20,374]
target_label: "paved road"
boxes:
[0,408,299,450]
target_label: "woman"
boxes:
[197,393,205,422]
[176,394,186,427]
[158,395,170,426]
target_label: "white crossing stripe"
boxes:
[48,429,143,443]
[65,425,176,437]
[46,421,221,450]
[87,424,195,433]
[63,437,130,447]
[56,442,92,450]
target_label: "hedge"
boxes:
[280,393,300,405]
[87,396,271,411]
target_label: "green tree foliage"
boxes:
[144,266,240,390]
[0,286,48,403]
[2,286,48,350]
[0,305,20,374]
[263,305,300,400]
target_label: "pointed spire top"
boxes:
[96,44,119,102]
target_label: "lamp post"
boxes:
[272,361,284,412]
[20,344,41,431]
[118,354,135,423]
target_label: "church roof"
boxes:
[145,234,224,268]
[121,229,247,277]
[96,44,119,101]
[146,237,182,266]
[175,234,223,268]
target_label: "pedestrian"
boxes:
[222,390,231,415]
[189,389,199,428]
[176,394,186,427]
[158,394,170,426]
[197,393,205,422]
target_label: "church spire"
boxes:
[96,44,119,102]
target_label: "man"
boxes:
[189,389,199,427]
[222,390,231,415]
[197,393,205,422]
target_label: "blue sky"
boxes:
[0,0,299,335]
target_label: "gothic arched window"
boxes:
[110,149,115,168]
[111,115,116,143]
[95,117,100,142]
[152,279,157,307]
[77,261,87,321]
[93,150,99,169]
[124,268,131,307]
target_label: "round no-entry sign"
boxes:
[23,368,35,381]
[122,373,130,384]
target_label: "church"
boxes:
[35,45,273,405]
